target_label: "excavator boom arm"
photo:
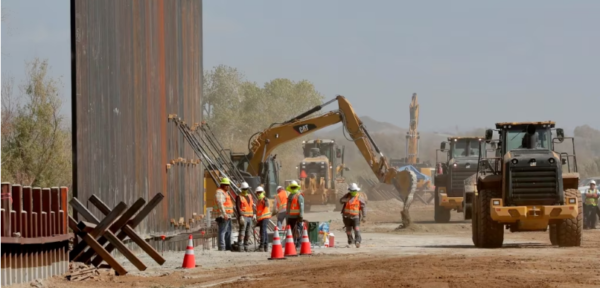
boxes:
[247,95,405,189]
[247,111,342,175]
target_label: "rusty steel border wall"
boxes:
[71,0,204,245]
[1,183,72,286]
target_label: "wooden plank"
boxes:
[130,193,164,227]
[11,185,22,235]
[42,188,51,215]
[31,212,37,238]
[91,193,166,266]
[70,198,126,236]
[42,188,51,236]
[100,229,147,271]
[10,211,16,236]
[22,187,32,238]
[20,211,28,238]
[68,216,127,276]
[60,187,68,234]
[32,188,42,238]
[59,211,65,236]
[50,212,56,236]
[51,187,60,235]
[82,197,145,264]
[69,199,126,259]
[41,212,47,237]
[1,208,5,237]
[1,183,11,236]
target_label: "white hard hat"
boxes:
[591,180,597,185]
[276,186,284,191]
[256,186,265,193]
[240,182,250,189]
[348,183,360,192]
[290,180,299,187]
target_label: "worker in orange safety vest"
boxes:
[339,183,367,248]
[213,177,234,251]
[273,186,288,230]
[255,186,271,252]
[286,181,304,249]
[235,182,255,252]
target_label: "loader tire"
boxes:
[549,223,558,246]
[476,189,504,248]
[556,189,582,247]
[471,193,480,247]
[434,187,451,223]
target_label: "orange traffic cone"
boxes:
[284,225,298,257]
[300,223,312,256]
[268,226,286,260]
[182,234,196,268]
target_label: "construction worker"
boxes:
[213,177,234,251]
[273,186,288,230]
[286,180,304,249]
[255,186,271,252]
[584,180,598,229]
[235,182,255,252]
[340,183,367,248]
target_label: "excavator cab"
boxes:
[230,152,280,199]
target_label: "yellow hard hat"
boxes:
[220,178,231,185]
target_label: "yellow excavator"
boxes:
[243,95,418,227]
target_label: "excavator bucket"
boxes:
[393,169,418,227]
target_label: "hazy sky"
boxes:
[2,0,599,133]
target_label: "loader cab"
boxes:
[302,139,336,160]
[483,121,568,206]
[438,137,483,197]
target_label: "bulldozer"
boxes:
[471,121,582,248]
[434,137,483,223]
[297,139,349,211]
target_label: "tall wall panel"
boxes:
[71,0,203,238]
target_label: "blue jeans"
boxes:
[276,212,286,230]
[258,219,269,249]
[238,216,253,250]
[216,217,232,251]
[286,218,303,248]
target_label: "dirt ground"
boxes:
[37,200,600,288]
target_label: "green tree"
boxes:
[202,65,324,181]
[1,58,72,187]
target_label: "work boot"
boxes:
[263,246,268,252]
[355,242,360,248]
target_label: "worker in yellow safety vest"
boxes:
[273,186,288,230]
[235,182,255,252]
[213,177,234,251]
[340,183,367,248]
[584,180,598,229]
[255,186,271,252]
